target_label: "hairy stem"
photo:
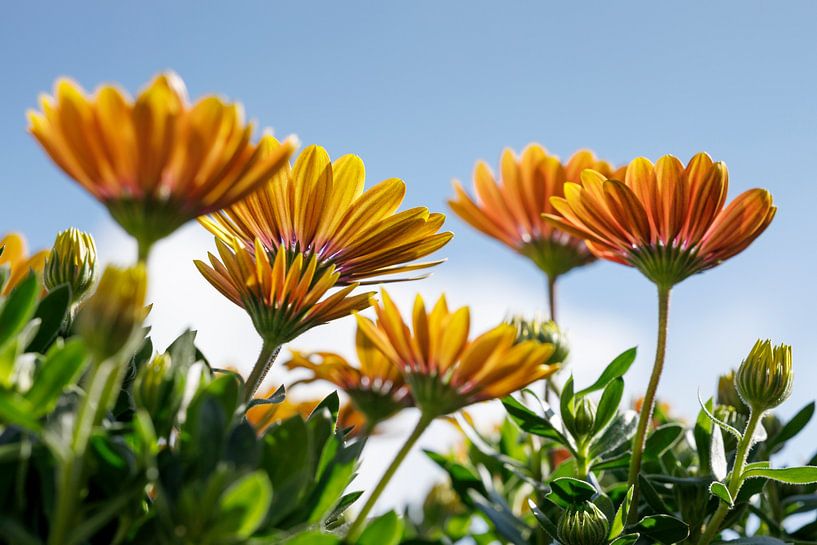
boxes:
[626,285,671,522]
[346,413,433,541]
[244,339,281,402]
[698,410,763,545]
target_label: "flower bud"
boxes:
[735,340,793,412]
[508,315,569,365]
[713,404,747,452]
[43,228,97,302]
[134,353,186,437]
[557,501,609,545]
[569,397,596,443]
[76,265,147,360]
[717,370,748,415]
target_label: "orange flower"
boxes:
[449,145,624,280]
[29,72,296,258]
[355,290,558,417]
[0,233,47,296]
[545,152,776,288]
[201,144,452,284]
[285,328,411,428]
[195,237,373,344]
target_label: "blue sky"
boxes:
[3,1,816,505]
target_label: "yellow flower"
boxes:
[195,237,373,344]
[29,72,296,259]
[355,290,558,417]
[0,233,47,296]
[285,328,411,429]
[201,144,452,284]
[449,145,624,280]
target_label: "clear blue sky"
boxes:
[3,2,816,452]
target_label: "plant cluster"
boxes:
[0,72,814,545]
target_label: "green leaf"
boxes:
[590,410,638,458]
[694,397,714,474]
[766,402,815,452]
[0,391,41,432]
[560,375,575,431]
[357,511,403,545]
[26,284,70,354]
[636,514,689,544]
[0,274,39,349]
[711,425,727,481]
[576,347,637,396]
[280,532,340,545]
[528,499,558,540]
[310,391,340,425]
[547,477,597,507]
[501,395,566,443]
[593,377,624,436]
[25,339,87,413]
[218,471,273,538]
[743,466,817,485]
[709,481,734,507]
[611,534,640,545]
[644,424,684,459]
[712,538,793,544]
[609,486,634,539]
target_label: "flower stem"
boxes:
[547,274,557,322]
[626,285,671,522]
[136,238,153,264]
[346,413,433,541]
[698,409,763,545]
[244,339,281,402]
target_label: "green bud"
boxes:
[569,397,596,443]
[508,315,569,365]
[76,265,147,361]
[717,370,748,415]
[557,501,609,545]
[134,353,186,437]
[735,340,793,413]
[44,228,97,303]
[713,404,747,452]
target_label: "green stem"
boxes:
[136,238,153,264]
[346,413,433,541]
[244,340,281,402]
[547,274,557,323]
[626,285,671,523]
[698,410,763,545]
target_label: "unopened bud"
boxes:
[508,316,569,365]
[735,340,792,412]
[570,397,597,443]
[134,353,186,436]
[557,501,609,545]
[717,370,748,415]
[76,265,147,360]
[44,228,97,302]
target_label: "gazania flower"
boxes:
[347,290,558,540]
[29,72,296,260]
[195,237,373,399]
[247,395,367,436]
[355,290,558,418]
[545,152,776,289]
[0,233,47,296]
[449,145,623,318]
[285,328,411,430]
[196,237,373,344]
[544,152,776,505]
[201,144,452,285]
